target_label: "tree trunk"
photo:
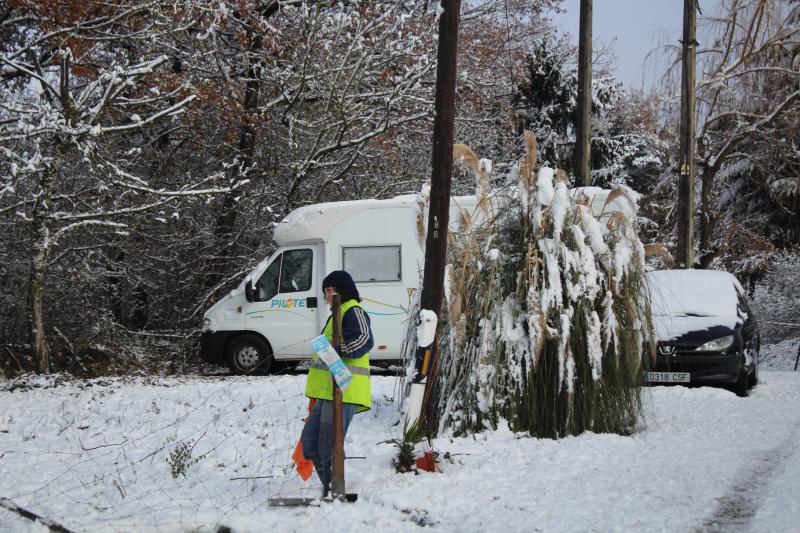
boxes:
[29,137,65,373]
[698,164,716,268]
[205,28,262,290]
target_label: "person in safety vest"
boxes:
[300,270,373,497]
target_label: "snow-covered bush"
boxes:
[423,134,653,439]
[750,250,800,344]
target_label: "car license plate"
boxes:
[646,372,690,384]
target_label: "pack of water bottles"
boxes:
[310,335,352,392]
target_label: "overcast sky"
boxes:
[552,0,721,89]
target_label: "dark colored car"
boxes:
[645,269,759,396]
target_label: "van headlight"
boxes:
[696,335,734,352]
[203,318,212,332]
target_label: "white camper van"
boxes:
[199,185,628,374]
[200,194,479,374]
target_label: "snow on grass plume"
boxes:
[423,133,653,439]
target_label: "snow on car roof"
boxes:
[646,269,744,318]
[646,269,746,341]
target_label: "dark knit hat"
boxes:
[322,270,357,292]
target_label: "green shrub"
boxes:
[420,135,653,439]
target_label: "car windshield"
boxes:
[646,270,741,318]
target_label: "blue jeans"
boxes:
[300,399,356,495]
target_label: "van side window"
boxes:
[280,249,313,293]
[343,245,401,283]
[256,254,282,301]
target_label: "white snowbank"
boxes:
[1,366,799,532]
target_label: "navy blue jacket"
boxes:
[325,304,374,359]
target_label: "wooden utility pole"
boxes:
[677,0,697,268]
[575,0,592,187]
[415,0,461,433]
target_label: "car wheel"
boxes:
[226,335,272,375]
[748,352,759,389]
[734,366,749,397]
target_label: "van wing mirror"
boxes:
[245,279,255,302]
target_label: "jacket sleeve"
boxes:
[336,306,374,359]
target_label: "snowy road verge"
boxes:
[1,368,799,532]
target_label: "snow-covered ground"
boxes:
[1,343,798,533]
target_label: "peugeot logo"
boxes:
[658,345,677,356]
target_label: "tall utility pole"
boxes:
[415,0,461,434]
[574,0,592,187]
[677,0,697,269]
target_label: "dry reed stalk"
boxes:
[573,192,592,207]
[601,187,635,217]
[453,143,481,176]
[454,143,493,218]
[406,287,417,309]
[519,131,538,185]
[446,265,467,357]
[524,243,545,364]
[458,207,472,230]
[644,243,674,265]
[416,180,430,248]
[605,211,630,233]
[554,168,570,184]
[447,264,463,324]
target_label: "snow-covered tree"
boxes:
[513,36,580,169]
[512,36,668,188]
[0,1,228,372]
[660,0,800,268]
[590,88,671,192]
[166,2,439,297]
[4,1,644,376]
[452,0,563,169]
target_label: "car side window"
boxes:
[279,249,313,293]
[256,254,282,301]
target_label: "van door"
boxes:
[245,245,321,357]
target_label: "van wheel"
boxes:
[226,335,272,375]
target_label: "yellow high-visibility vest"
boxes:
[305,299,371,412]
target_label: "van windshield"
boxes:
[256,254,281,301]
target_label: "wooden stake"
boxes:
[330,294,345,500]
